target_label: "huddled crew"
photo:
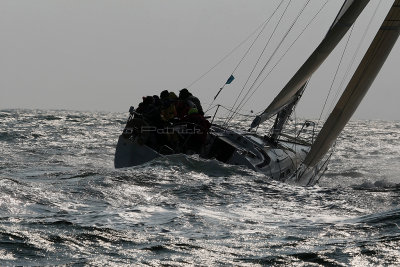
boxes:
[131,88,210,153]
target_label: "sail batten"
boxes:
[303,0,400,168]
[251,0,371,128]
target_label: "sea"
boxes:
[0,109,399,266]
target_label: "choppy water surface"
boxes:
[0,109,399,266]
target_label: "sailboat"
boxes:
[114,0,400,186]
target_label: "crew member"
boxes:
[178,88,204,116]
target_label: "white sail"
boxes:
[251,0,370,129]
[303,0,400,168]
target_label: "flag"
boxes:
[214,75,235,100]
[225,75,235,85]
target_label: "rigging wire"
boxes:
[224,0,295,127]
[206,104,256,118]
[327,0,383,116]
[316,24,355,128]
[231,1,287,76]
[338,0,388,120]
[186,0,286,90]
[230,0,330,122]
[226,0,323,127]
[223,0,292,127]
[204,0,286,112]
[308,0,383,175]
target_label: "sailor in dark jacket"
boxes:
[178,88,204,116]
[136,96,162,127]
[181,107,210,153]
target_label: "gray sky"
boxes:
[1,0,399,120]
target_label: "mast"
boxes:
[251,0,371,129]
[303,0,400,168]
[270,84,306,142]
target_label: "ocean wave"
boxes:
[1,110,400,265]
[353,208,400,227]
[352,180,400,191]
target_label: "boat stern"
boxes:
[114,135,160,168]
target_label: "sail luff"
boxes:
[251,0,370,129]
[331,0,356,30]
[303,0,400,168]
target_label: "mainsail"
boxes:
[251,0,370,129]
[303,0,400,168]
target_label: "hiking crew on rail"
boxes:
[127,88,210,154]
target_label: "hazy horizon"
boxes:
[1,0,399,120]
